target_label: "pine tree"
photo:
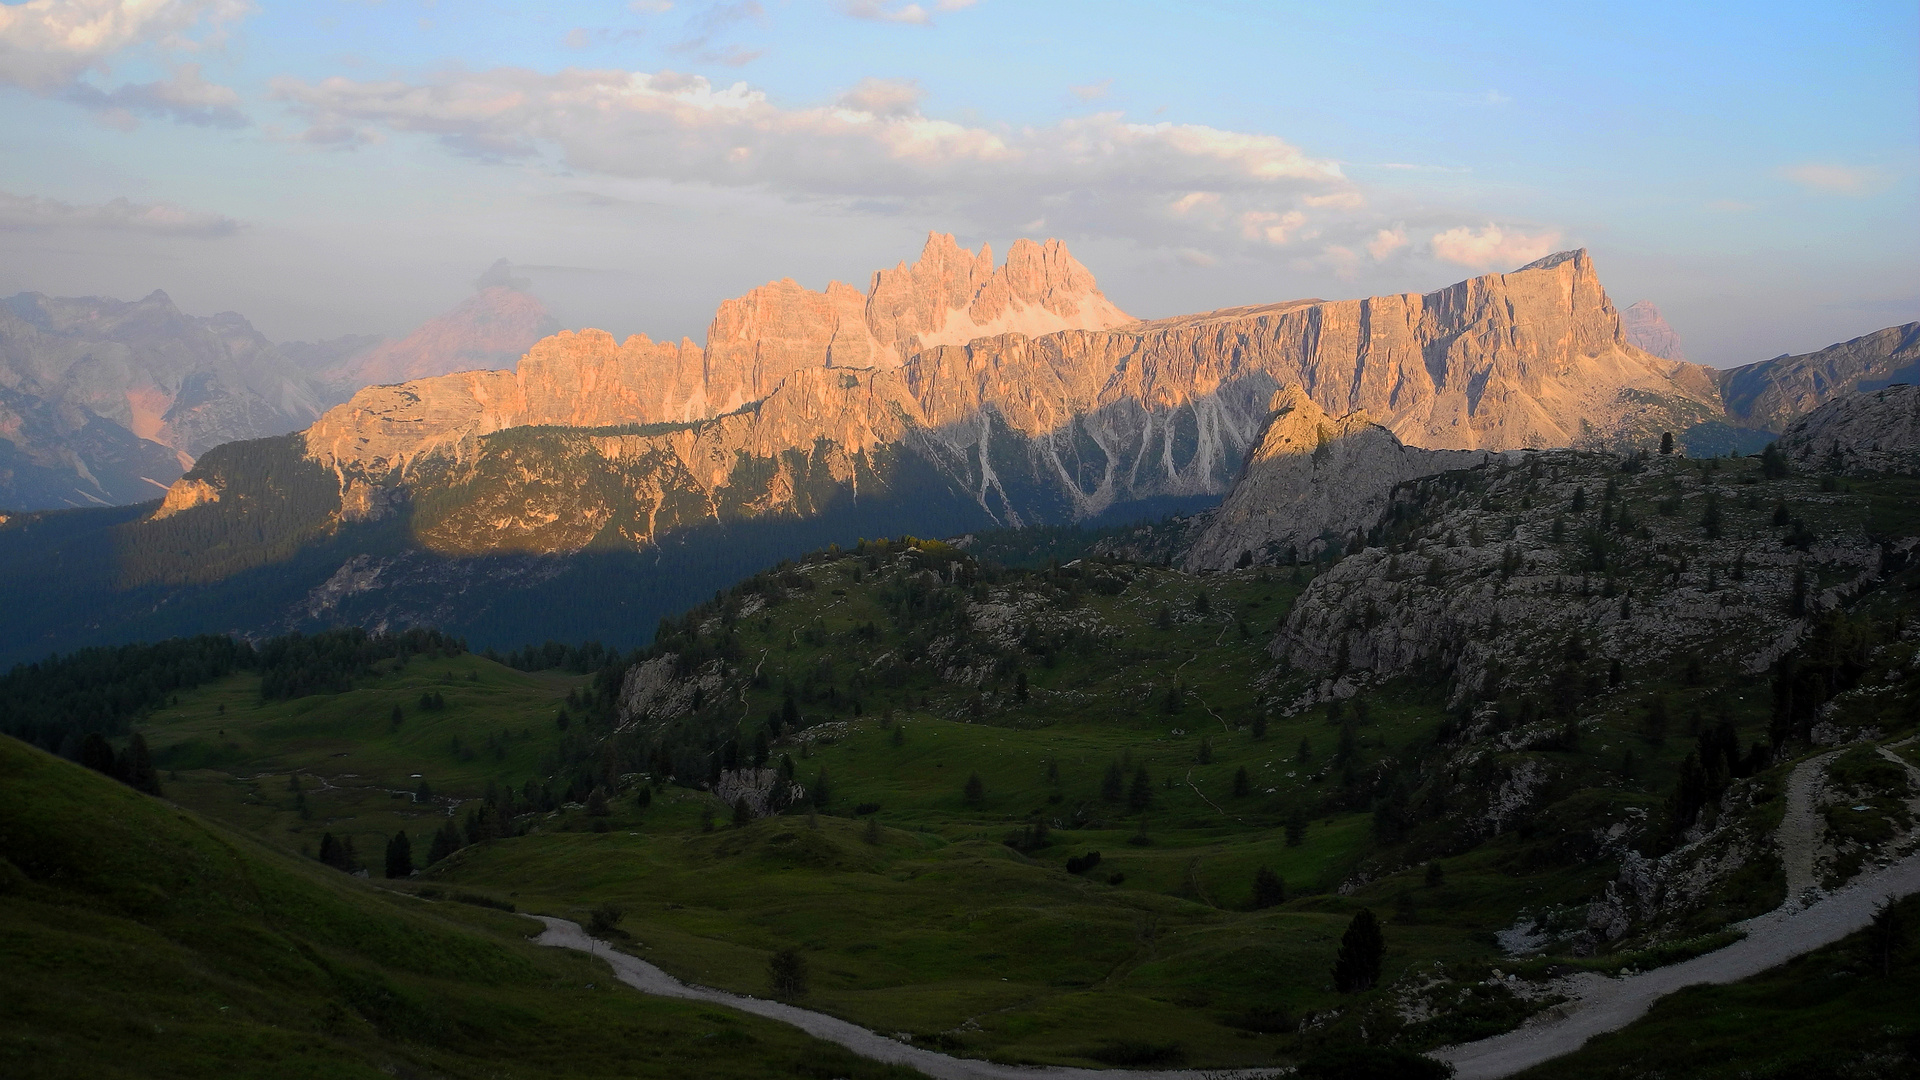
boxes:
[1659,431,1675,455]
[1232,766,1250,798]
[733,797,753,827]
[1332,908,1385,992]
[811,765,831,808]
[78,733,117,777]
[1285,807,1307,847]
[768,948,809,998]
[963,771,985,806]
[1127,766,1152,811]
[1251,867,1286,909]
[1425,861,1444,887]
[385,831,413,878]
[863,816,882,845]
[1101,761,1125,802]
[124,733,161,795]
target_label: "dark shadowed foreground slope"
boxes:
[0,735,918,1080]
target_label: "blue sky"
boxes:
[0,0,1913,366]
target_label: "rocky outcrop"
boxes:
[1183,386,1498,571]
[1778,384,1920,474]
[1620,300,1686,361]
[1270,450,1890,710]
[1719,322,1920,433]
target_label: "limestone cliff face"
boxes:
[868,233,1134,356]
[1778,384,1920,474]
[183,240,1730,557]
[1620,300,1686,361]
[1182,387,1497,571]
[1719,322,1920,434]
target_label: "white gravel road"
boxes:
[1432,748,1920,1079]
[531,745,1920,1080]
[529,916,1278,1080]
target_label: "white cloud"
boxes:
[629,0,674,11]
[837,76,921,117]
[1176,248,1216,268]
[271,67,1359,252]
[0,189,240,235]
[1069,78,1111,102]
[1168,191,1219,216]
[65,61,246,127]
[0,0,249,124]
[1320,244,1360,279]
[1430,224,1561,269]
[1366,227,1406,260]
[844,0,931,24]
[1780,163,1878,196]
[1304,190,1363,210]
[1239,209,1306,245]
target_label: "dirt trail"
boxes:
[529,747,1920,1080]
[1433,748,1920,1079]
[1778,749,1842,908]
[529,916,1277,1080]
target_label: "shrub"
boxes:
[768,947,809,998]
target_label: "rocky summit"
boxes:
[174,240,1727,565]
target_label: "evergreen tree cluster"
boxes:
[0,635,251,753]
[258,627,465,700]
[75,731,164,795]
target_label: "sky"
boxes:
[0,0,1914,368]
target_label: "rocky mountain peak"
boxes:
[1621,300,1687,361]
[321,279,560,391]
[867,231,1132,357]
[1183,386,1495,570]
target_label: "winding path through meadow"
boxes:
[530,744,1920,1080]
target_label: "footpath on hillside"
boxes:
[1433,742,1920,1079]
[528,743,1920,1080]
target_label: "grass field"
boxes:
[0,735,920,1080]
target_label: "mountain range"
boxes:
[1,234,1915,663]
[0,267,560,512]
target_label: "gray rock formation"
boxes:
[1778,383,1920,474]
[0,290,330,509]
[1620,300,1686,361]
[1719,322,1920,433]
[1183,386,1498,571]
[1269,450,1892,711]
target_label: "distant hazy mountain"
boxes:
[317,261,560,392]
[1718,322,1920,434]
[0,290,330,509]
[1621,300,1686,361]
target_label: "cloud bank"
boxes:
[0,0,249,125]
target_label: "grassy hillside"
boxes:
[0,734,919,1080]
